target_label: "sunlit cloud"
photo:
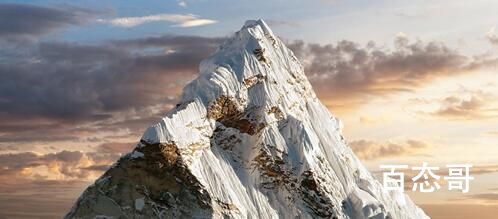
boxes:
[0,142,134,181]
[415,89,498,120]
[349,139,433,161]
[97,13,217,28]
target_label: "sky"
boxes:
[0,0,497,218]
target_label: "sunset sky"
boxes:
[0,0,497,218]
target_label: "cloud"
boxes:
[3,31,496,146]
[109,35,225,50]
[0,34,226,145]
[0,35,223,124]
[97,13,217,28]
[178,1,188,7]
[421,204,498,219]
[0,151,87,179]
[1,27,497,184]
[349,139,432,160]
[0,143,134,217]
[94,142,135,154]
[471,165,498,175]
[0,35,219,146]
[0,3,99,40]
[487,26,498,45]
[0,143,133,181]
[466,193,498,202]
[432,96,485,119]
[419,89,498,120]
[287,36,497,110]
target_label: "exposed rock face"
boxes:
[66,20,429,219]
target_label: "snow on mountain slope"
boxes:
[66,19,429,219]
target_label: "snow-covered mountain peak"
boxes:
[66,20,429,219]
[181,18,315,123]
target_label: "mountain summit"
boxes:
[66,20,429,219]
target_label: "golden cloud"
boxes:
[349,139,433,161]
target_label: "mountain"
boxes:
[66,20,429,219]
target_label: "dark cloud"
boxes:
[0,35,222,123]
[349,139,432,160]
[0,4,100,40]
[0,133,79,143]
[0,118,84,144]
[110,35,225,50]
[287,36,497,110]
[0,101,166,144]
[0,34,221,146]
